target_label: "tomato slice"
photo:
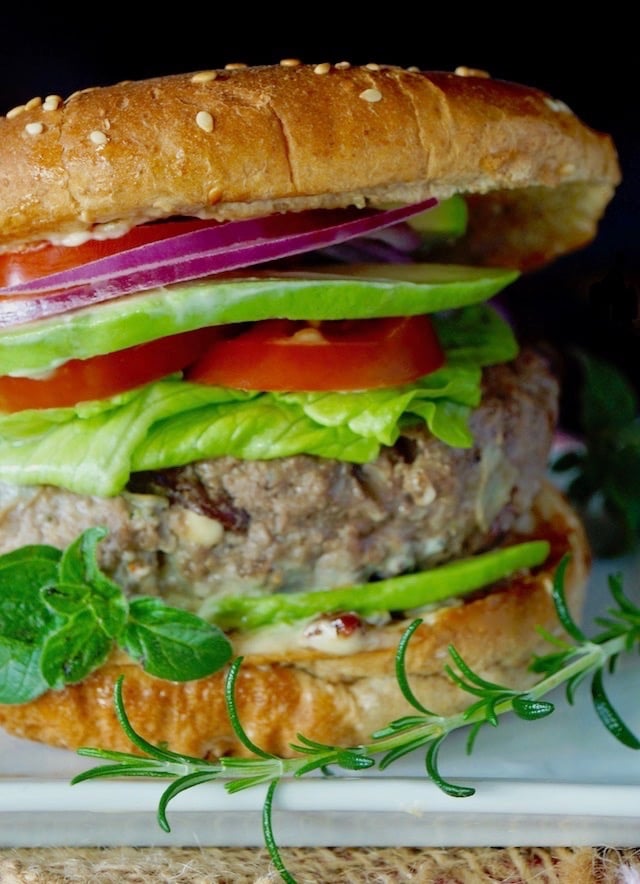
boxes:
[186,315,444,391]
[0,221,444,405]
[0,327,222,412]
[0,314,444,411]
[0,219,214,288]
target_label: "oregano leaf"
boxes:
[41,582,90,617]
[0,552,62,702]
[57,527,107,586]
[53,527,128,637]
[122,596,232,681]
[40,608,112,688]
[578,351,638,433]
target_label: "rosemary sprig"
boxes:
[72,556,640,883]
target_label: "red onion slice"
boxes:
[0,200,437,328]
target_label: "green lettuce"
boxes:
[0,305,516,497]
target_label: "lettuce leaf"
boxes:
[0,305,517,497]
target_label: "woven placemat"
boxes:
[0,847,639,883]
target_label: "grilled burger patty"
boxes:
[0,348,557,611]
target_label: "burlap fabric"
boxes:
[0,847,639,882]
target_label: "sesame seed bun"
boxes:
[0,62,619,268]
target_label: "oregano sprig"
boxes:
[0,527,232,703]
[72,557,640,883]
[552,351,640,555]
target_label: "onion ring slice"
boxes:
[0,199,437,327]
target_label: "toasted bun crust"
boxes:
[0,483,590,758]
[0,63,619,267]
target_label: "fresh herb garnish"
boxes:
[0,527,232,703]
[72,556,640,884]
[552,352,640,555]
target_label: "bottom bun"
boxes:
[0,482,590,759]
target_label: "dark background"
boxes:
[1,15,638,425]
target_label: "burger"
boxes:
[0,61,619,759]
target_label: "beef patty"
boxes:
[0,349,558,611]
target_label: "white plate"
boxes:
[0,553,639,848]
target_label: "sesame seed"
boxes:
[359,88,382,103]
[335,61,351,70]
[196,110,214,132]
[280,58,301,67]
[25,121,44,135]
[25,96,42,110]
[89,130,108,146]
[559,162,576,176]
[224,62,248,70]
[43,94,62,111]
[407,66,420,73]
[544,97,572,114]
[191,70,218,83]
[454,66,490,78]
[364,63,380,71]
[313,62,331,75]
[6,105,25,119]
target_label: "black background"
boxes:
[1,14,638,423]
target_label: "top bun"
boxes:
[0,61,620,267]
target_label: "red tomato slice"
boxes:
[0,327,222,412]
[0,219,214,288]
[0,221,444,406]
[186,316,445,391]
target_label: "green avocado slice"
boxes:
[407,193,469,241]
[0,264,518,377]
[199,540,550,631]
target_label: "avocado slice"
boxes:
[407,194,468,243]
[1,264,517,376]
[200,540,550,631]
